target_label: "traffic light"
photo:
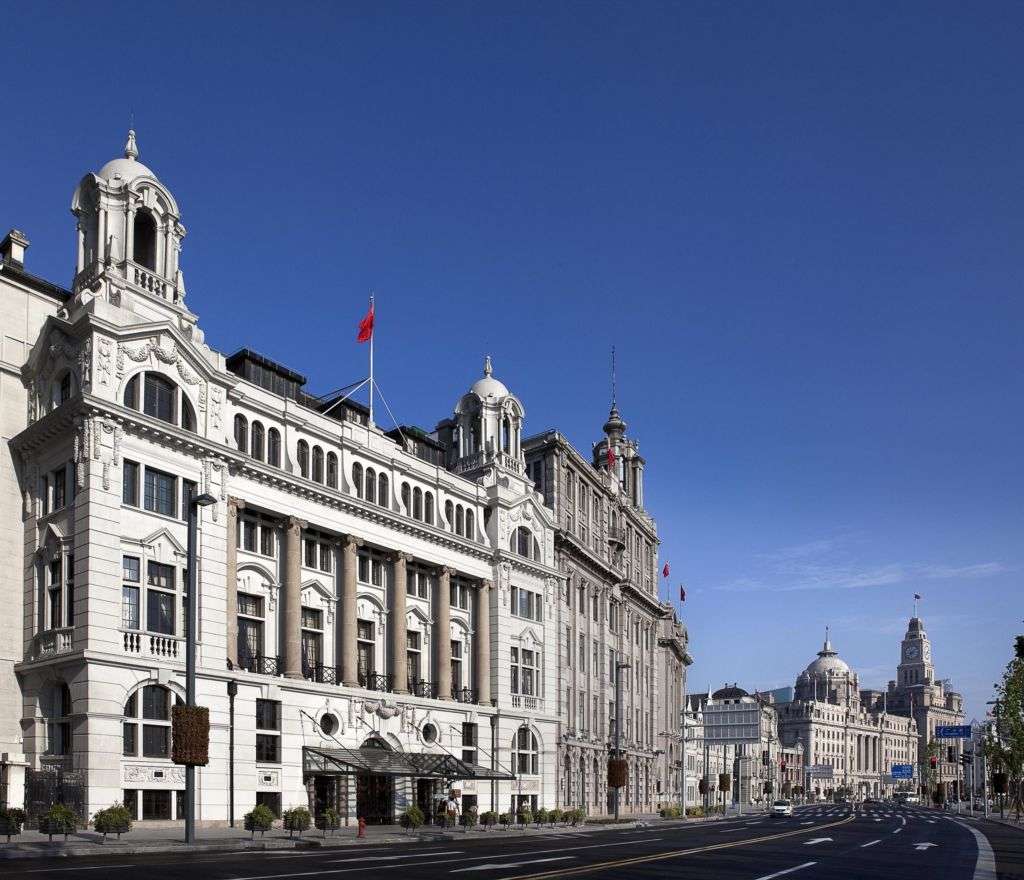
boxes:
[762,750,769,767]
[947,746,955,763]
[929,756,937,769]
[961,753,973,767]
[1015,635,1024,660]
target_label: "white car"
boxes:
[771,799,794,817]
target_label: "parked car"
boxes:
[771,799,794,817]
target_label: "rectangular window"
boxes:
[318,542,331,573]
[53,466,66,510]
[244,520,257,553]
[123,461,139,506]
[142,686,169,720]
[123,722,137,756]
[143,467,176,517]
[65,553,75,627]
[256,733,280,763]
[123,555,140,582]
[260,526,275,557]
[256,791,282,818]
[462,722,478,764]
[39,475,49,516]
[142,789,172,820]
[147,561,175,590]
[142,725,169,758]
[180,478,197,521]
[147,590,175,636]
[256,699,280,731]
[304,538,317,568]
[123,790,139,821]
[238,592,264,618]
[451,639,463,690]
[122,585,140,630]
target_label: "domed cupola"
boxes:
[450,356,525,475]
[70,130,189,315]
[794,627,859,706]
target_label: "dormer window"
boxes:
[134,209,158,271]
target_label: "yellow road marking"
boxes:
[500,814,857,880]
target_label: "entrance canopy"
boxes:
[304,746,514,781]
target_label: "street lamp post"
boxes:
[613,660,631,821]
[185,488,216,845]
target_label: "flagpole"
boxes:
[368,293,375,427]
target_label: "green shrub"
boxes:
[461,807,479,830]
[0,807,27,842]
[400,805,425,831]
[480,810,497,828]
[283,806,312,838]
[320,807,341,836]
[40,804,77,841]
[659,805,683,819]
[244,804,275,838]
[93,803,133,840]
[535,808,549,826]
[547,808,562,826]
[517,808,533,827]
[685,806,705,818]
[498,812,512,827]
[570,808,586,826]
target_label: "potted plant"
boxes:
[92,803,132,841]
[498,811,512,829]
[535,808,548,827]
[480,810,497,830]
[547,808,561,827]
[244,804,275,838]
[39,804,77,842]
[517,807,532,828]
[461,806,478,832]
[0,808,26,842]
[399,805,424,832]
[320,807,341,837]
[283,807,311,838]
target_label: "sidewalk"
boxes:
[0,817,658,860]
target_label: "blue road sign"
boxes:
[935,724,972,739]
[891,764,914,779]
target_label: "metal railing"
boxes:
[409,679,438,699]
[304,663,339,685]
[453,686,478,703]
[237,654,282,676]
[358,672,394,693]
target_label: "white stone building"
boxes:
[2,132,580,824]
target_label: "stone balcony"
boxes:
[122,630,182,659]
[31,627,74,661]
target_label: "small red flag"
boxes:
[607,444,616,469]
[680,585,686,603]
[662,563,670,579]
[356,300,375,343]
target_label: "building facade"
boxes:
[776,631,918,800]
[1,132,688,824]
[522,409,691,818]
[884,614,965,790]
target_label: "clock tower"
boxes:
[896,616,934,687]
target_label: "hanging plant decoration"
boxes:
[172,705,210,766]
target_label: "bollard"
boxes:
[357,816,366,838]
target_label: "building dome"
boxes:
[803,631,851,677]
[712,684,749,700]
[469,355,509,400]
[97,131,157,185]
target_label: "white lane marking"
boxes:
[325,852,464,863]
[800,821,814,825]
[25,868,137,874]
[751,862,818,880]
[892,828,903,835]
[914,843,938,851]
[803,837,832,846]
[954,818,997,880]
[450,857,574,873]
[861,840,882,848]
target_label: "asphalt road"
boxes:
[3,804,1016,880]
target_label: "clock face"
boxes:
[905,644,919,660]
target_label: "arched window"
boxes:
[250,421,265,460]
[122,684,181,760]
[312,446,324,483]
[512,727,539,775]
[181,394,196,433]
[352,462,363,499]
[401,482,411,514]
[466,510,475,541]
[144,373,176,424]
[445,500,454,530]
[326,452,338,488]
[234,414,248,453]
[413,487,423,521]
[533,537,541,560]
[267,428,281,467]
[297,440,309,478]
[501,417,511,453]
[513,526,532,558]
[378,473,389,508]
[455,505,464,537]
[424,492,434,525]
[133,209,158,271]
[365,468,377,504]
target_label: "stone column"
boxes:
[390,553,410,694]
[474,579,491,705]
[340,535,360,687]
[282,516,306,679]
[435,567,454,700]
[225,498,244,667]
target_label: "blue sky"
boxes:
[3,2,1021,719]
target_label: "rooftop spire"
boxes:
[483,354,492,377]
[611,345,617,409]
[821,625,834,654]
[124,129,139,161]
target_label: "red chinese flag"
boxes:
[662,563,670,578]
[356,301,375,343]
[607,444,616,468]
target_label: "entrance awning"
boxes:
[304,746,515,781]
